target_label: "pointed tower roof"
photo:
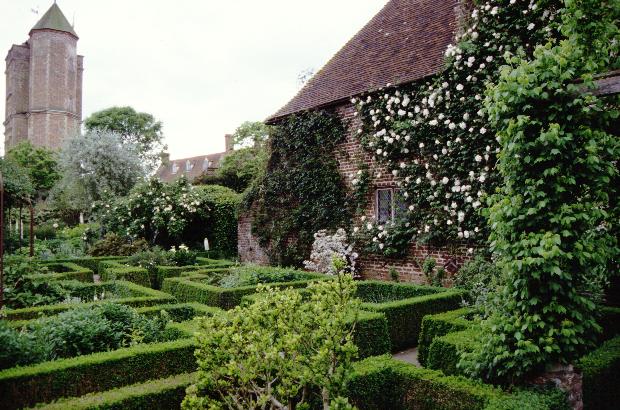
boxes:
[30,2,77,38]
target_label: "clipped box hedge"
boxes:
[418,308,474,367]
[360,284,466,351]
[99,260,151,288]
[162,274,327,309]
[426,329,479,376]
[136,302,222,322]
[40,257,126,274]
[347,355,567,410]
[30,372,196,410]
[575,336,620,410]
[3,281,175,320]
[0,337,197,410]
[31,262,94,282]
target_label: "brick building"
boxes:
[155,134,234,183]
[239,0,474,282]
[4,3,83,152]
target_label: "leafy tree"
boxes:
[230,121,270,148]
[84,106,165,171]
[183,257,358,410]
[51,130,145,215]
[6,141,60,195]
[0,157,34,208]
[207,147,267,193]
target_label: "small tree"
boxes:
[84,106,165,171]
[6,141,60,196]
[52,130,145,214]
[183,257,359,410]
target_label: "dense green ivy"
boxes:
[459,0,620,385]
[351,0,564,256]
[248,110,350,267]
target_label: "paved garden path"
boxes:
[392,347,420,366]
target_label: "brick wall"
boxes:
[238,101,473,283]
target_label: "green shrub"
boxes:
[88,233,148,257]
[3,281,175,320]
[135,303,222,322]
[0,338,197,410]
[600,306,620,341]
[41,257,126,274]
[162,273,326,309]
[0,321,50,371]
[356,281,439,304]
[167,246,198,267]
[418,308,473,367]
[35,262,93,282]
[427,329,479,376]
[453,256,501,308]
[360,285,466,351]
[32,372,196,410]
[346,356,567,410]
[575,336,620,410]
[99,261,150,288]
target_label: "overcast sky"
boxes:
[1,0,387,158]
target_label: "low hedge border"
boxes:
[136,302,222,322]
[162,274,328,309]
[32,262,94,282]
[0,336,198,410]
[347,355,567,410]
[99,261,151,288]
[418,308,474,367]
[40,257,126,274]
[426,329,479,376]
[30,372,197,410]
[575,336,620,410]
[361,289,467,351]
[3,281,175,320]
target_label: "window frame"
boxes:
[375,188,407,224]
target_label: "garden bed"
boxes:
[357,281,467,351]
[3,281,175,320]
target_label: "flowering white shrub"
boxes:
[303,229,359,275]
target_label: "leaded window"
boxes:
[376,188,408,224]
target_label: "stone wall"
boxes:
[238,101,473,283]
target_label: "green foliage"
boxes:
[358,281,465,351]
[351,0,565,255]
[461,0,620,385]
[84,106,165,171]
[0,338,197,410]
[162,271,325,309]
[427,329,479,376]
[0,303,171,370]
[198,146,268,193]
[230,120,270,148]
[575,336,620,410]
[346,355,567,410]
[33,372,196,410]
[422,257,446,287]
[418,308,473,367]
[389,267,400,282]
[88,233,149,257]
[453,256,501,308]
[53,130,145,213]
[182,266,359,409]
[248,110,350,267]
[6,141,60,194]
[97,178,239,253]
[2,255,70,309]
[0,157,34,207]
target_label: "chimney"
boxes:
[225,134,234,152]
[160,152,170,165]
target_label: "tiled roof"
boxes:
[268,0,460,121]
[155,152,226,183]
[31,3,78,38]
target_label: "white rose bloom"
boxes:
[456,84,464,91]
[366,223,373,230]
[480,127,487,134]
[442,177,449,184]
[475,155,483,162]
[528,23,535,30]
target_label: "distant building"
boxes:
[4,2,84,151]
[155,134,234,183]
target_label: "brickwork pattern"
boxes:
[4,28,83,151]
[238,102,473,283]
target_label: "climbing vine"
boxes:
[351,0,564,256]
[249,110,350,267]
[459,0,620,385]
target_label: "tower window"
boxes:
[202,159,210,171]
[171,162,179,174]
[185,160,193,172]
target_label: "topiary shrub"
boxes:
[88,233,149,257]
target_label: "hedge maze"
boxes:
[1,256,618,409]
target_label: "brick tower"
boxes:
[4,2,83,151]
